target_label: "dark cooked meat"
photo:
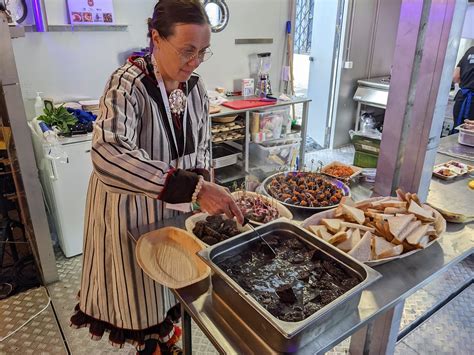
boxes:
[276,284,297,304]
[192,215,241,245]
[216,232,360,322]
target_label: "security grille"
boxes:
[294,0,314,55]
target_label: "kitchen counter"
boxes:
[427,134,474,216]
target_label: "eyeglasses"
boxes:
[162,37,213,64]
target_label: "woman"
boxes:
[70,1,243,353]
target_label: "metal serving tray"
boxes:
[211,144,241,169]
[198,220,381,352]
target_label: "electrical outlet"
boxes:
[343,61,353,69]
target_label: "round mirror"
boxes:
[204,0,229,33]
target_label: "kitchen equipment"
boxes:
[261,172,351,213]
[30,132,93,257]
[242,217,276,256]
[212,144,240,169]
[212,114,237,124]
[458,124,474,147]
[221,98,276,110]
[136,227,210,289]
[255,52,273,98]
[302,197,446,267]
[198,219,381,352]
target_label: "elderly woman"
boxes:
[71,1,243,354]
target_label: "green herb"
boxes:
[38,104,78,134]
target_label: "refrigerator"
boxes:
[31,133,93,257]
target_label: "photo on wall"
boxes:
[67,0,115,25]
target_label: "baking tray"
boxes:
[261,172,351,213]
[432,160,474,180]
[198,219,381,352]
[301,197,446,266]
[212,144,241,169]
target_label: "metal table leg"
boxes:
[349,300,405,355]
[299,101,309,165]
[181,305,192,355]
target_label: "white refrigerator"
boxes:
[32,133,93,257]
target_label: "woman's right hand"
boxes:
[197,181,244,225]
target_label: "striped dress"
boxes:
[70,55,210,349]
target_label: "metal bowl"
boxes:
[261,171,351,213]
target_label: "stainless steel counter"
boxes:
[128,138,473,354]
[128,216,473,354]
[427,134,474,216]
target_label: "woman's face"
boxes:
[152,23,211,83]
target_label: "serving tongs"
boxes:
[242,217,277,256]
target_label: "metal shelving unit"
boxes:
[209,96,311,186]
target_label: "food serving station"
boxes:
[129,135,473,354]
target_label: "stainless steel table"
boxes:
[427,135,474,217]
[128,137,473,354]
[129,217,473,354]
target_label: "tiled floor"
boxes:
[0,249,472,354]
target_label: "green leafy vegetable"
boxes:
[38,104,78,134]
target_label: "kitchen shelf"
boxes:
[214,164,247,184]
[48,24,128,32]
[19,24,128,33]
[212,136,245,144]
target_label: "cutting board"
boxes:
[222,99,276,110]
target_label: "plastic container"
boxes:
[353,151,378,168]
[252,107,291,140]
[458,124,474,147]
[250,137,301,169]
[351,134,381,155]
[34,92,44,116]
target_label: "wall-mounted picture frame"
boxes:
[67,0,115,25]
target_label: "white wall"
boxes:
[12,0,290,118]
[197,0,289,91]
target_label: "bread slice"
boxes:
[348,231,373,262]
[417,234,430,248]
[340,221,375,232]
[406,224,429,245]
[396,188,407,202]
[318,228,333,242]
[388,214,415,239]
[327,231,348,245]
[336,229,362,252]
[373,236,403,259]
[308,225,326,235]
[341,205,366,224]
[384,207,407,214]
[321,219,345,233]
[408,201,435,221]
[393,220,422,244]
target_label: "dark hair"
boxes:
[147,0,209,49]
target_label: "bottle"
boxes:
[39,122,68,163]
[34,92,44,117]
